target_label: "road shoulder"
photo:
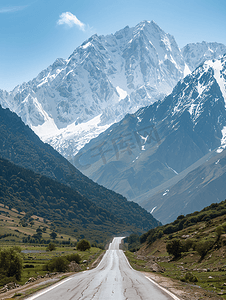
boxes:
[142,271,222,300]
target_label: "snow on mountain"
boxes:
[0,21,187,159]
[1,22,226,162]
[182,41,226,71]
[73,55,226,213]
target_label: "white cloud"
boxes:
[0,5,28,13]
[57,12,85,31]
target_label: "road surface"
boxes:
[27,237,180,300]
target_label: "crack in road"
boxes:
[26,238,180,300]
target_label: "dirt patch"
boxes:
[142,271,222,300]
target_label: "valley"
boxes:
[1,13,226,299]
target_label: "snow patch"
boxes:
[215,159,220,165]
[32,118,59,140]
[82,42,92,49]
[150,206,157,214]
[216,126,226,153]
[163,189,169,196]
[197,81,205,96]
[188,103,196,115]
[165,163,178,175]
[206,60,226,106]
[116,86,128,101]
[183,63,191,77]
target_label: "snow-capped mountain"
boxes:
[73,55,226,219]
[0,21,226,162]
[0,21,186,158]
[182,41,226,71]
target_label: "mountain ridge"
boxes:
[1,21,225,161]
[73,54,226,222]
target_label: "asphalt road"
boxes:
[27,237,180,300]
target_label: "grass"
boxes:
[125,214,226,299]
[0,246,104,299]
[0,205,105,292]
[0,204,77,246]
[125,251,147,271]
[17,246,103,285]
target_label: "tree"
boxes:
[195,240,214,260]
[0,248,23,280]
[216,226,223,238]
[47,242,56,251]
[77,239,91,251]
[166,239,183,259]
[50,231,57,239]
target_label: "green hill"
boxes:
[125,199,226,298]
[0,105,160,231]
[0,157,137,243]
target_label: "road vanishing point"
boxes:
[26,237,180,300]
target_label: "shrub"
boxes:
[195,240,214,260]
[166,239,183,259]
[65,254,81,264]
[181,272,198,283]
[182,239,193,252]
[216,226,223,237]
[47,242,56,251]
[23,264,34,268]
[45,257,69,272]
[125,234,140,251]
[77,239,91,251]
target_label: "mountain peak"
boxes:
[1,21,226,162]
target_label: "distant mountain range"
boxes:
[0,21,225,163]
[74,54,226,223]
[0,104,160,233]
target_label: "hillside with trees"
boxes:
[0,157,137,243]
[0,105,160,231]
[124,199,226,298]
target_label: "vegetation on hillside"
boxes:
[0,157,137,243]
[124,199,226,298]
[139,200,226,246]
[0,105,160,231]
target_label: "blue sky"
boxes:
[1,0,226,91]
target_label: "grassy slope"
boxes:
[0,157,139,243]
[0,203,77,245]
[0,205,105,293]
[125,201,226,298]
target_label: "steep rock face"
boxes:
[74,55,226,215]
[0,21,186,158]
